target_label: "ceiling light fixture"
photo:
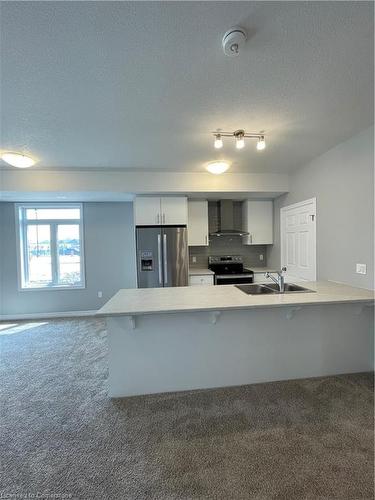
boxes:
[256,136,266,151]
[234,130,245,149]
[206,161,230,175]
[211,130,266,151]
[214,134,223,149]
[1,152,36,168]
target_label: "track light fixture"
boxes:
[212,130,266,151]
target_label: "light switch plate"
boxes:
[259,254,264,261]
[356,263,367,275]
[192,256,197,264]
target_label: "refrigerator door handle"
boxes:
[163,233,168,284]
[157,234,163,285]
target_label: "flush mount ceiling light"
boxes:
[206,161,230,175]
[1,152,36,168]
[212,130,266,151]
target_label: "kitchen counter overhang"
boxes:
[99,282,374,398]
[97,281,374,318]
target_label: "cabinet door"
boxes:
[243,201,273,245]
[134,197,161,226]
[189,275,214,286]
[188,200,209,246]
[160,197,188,225]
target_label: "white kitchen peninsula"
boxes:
[98,282,374,397]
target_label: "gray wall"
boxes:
[0,202,137,315]
[268,126,374,290]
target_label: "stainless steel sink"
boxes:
[263,283,314,293]
[236,284,275,295]
[235,283,315,295]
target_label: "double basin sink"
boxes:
[236,283,315,295]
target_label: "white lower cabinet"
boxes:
[189,274,214,286]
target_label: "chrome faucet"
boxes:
[265,267,287,292]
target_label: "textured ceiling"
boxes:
[0,1,373,173]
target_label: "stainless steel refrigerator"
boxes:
[136,226,188,288]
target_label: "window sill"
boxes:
[19,285,86,292]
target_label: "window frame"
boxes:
[15,203,86,291]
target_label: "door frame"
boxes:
[280,197,317,281]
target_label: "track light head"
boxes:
[214,134,223,149]
[256,136,266,151]
[234,130,245,150]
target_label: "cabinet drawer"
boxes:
[189,274,214,286]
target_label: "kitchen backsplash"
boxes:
[189,201,268,269]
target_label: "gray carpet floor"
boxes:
[0,318,373,500]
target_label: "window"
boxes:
[17,204,85,289]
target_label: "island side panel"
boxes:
[106,305,374,398]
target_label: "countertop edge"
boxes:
[188,268,215,275]
[96,297,374,317]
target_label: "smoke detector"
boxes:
[222,26,247,57]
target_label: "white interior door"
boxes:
[281,198,316,282]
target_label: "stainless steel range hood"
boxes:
[209,200,249,237]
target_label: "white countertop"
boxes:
[188,268,215,276]
[97,281,374,317]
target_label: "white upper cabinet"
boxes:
[134,197,187,226]
[188,200,209,246]
[160,197,188,225]
[242,200,273,245]
[134,197,162,225]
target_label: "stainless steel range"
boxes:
[208,255,254,285]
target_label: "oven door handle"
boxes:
[215,274,253,279]
[215,274,254,285]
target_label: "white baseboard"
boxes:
[0,310,97,322]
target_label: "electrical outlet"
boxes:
[97,291,103,298]
[259,254,264,261]
[356,264,367,275]
[192,256,197,264]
